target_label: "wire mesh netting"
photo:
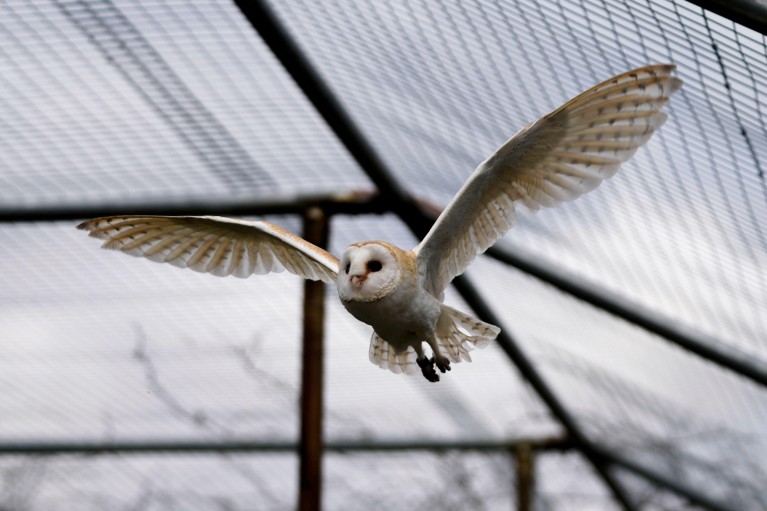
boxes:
[1,0,766,509]
[0,1,370,206]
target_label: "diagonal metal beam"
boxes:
[231,0,433,234]
[452,276,637,510]
[452,275,732,511]
[484,244,767,388]
[227,2,742,508]
[684,0,767,35]
[412,195,767,390]
[231,0,767,396]
[235,1,637,507]
[590,443,733,511]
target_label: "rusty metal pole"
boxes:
[515,442,535,511]
[299,206,329,511]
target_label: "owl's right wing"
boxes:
[78,215,339,283]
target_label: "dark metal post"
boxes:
[300,206,329,511]
[515,443,535,511]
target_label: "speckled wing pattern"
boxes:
[414,64,683,298]
[77,216,340,283]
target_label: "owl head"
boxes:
[337,241,403,303]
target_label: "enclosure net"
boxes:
[0,0,765,509]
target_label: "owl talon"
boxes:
[417,356,440,382]
[436,358,451,373]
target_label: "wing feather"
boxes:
[78,215,339,283]
[415,64,682,298]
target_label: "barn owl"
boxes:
[79,64,682,382]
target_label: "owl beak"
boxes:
[348,260,368,287]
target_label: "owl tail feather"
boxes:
[367,305,499,376]
[368,333,419,375]
[433,305,500,364]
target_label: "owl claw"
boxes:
[417,356,440,382]
[436,358,451,373]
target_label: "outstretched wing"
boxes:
[415,64,682,298]
[78,215,339,283]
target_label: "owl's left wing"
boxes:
[414,64,682,298]
[78,215,339,283]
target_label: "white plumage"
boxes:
[79,65,682,382]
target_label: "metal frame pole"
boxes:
[0,192,386,223]
[514,442,535,511]
[299,206,329,511]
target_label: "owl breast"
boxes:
[341,279,441,348]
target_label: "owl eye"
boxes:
[344,263,350,274]
[367,260,383,272]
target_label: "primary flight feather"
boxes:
[79,64,682,382]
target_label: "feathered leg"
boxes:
[425,337,452,374]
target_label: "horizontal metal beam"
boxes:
[10,191,761,396]
[0,192,386,223]
[0,436,571,455]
